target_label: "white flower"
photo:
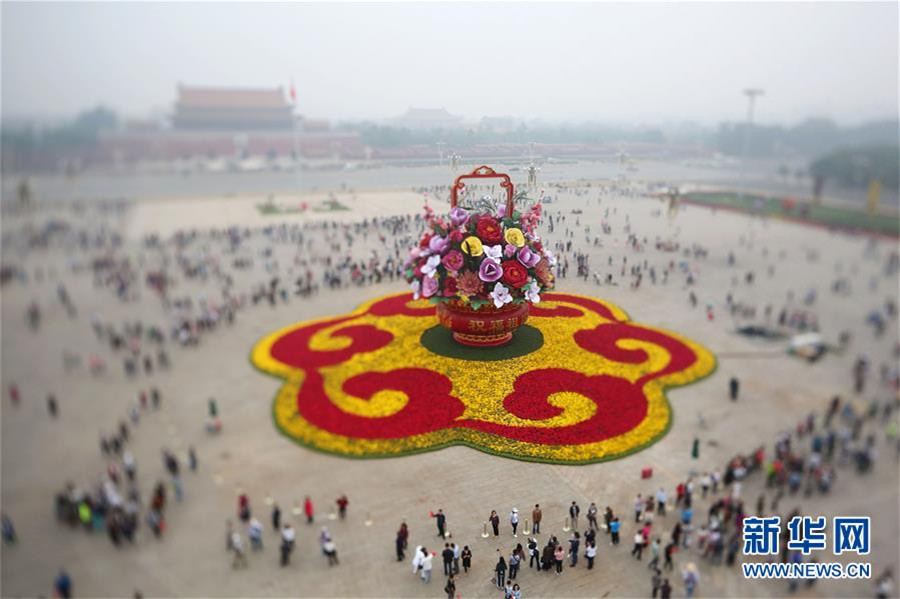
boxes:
[483,244,503,261]
[489,282,512,308]
[411,280,421,300]
[543,249,558,267]
[524,280,541,304]
[421,254,441,278]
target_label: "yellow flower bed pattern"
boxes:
[251,292,715,464]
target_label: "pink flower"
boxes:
[504,244,518,258]
[428,235,449,255]
[422,276,439,298]
[441,250,464,272]
[450,206,470,227]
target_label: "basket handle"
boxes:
[450,165,515,217]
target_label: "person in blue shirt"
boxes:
[610,517,621,545]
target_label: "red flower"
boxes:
[501,260,529,288]
[420,232,433,248]
[533,240,543,252]
[442,276,458,297]
[449,228,465,243]
[475,216,503,245]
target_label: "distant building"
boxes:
[478,116,521,134]
[394,107,462,130]
[172,85,294,131]
[98,84,364,164]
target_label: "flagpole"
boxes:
[290,80,302,196]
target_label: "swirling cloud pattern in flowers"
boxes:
[251,292,715,464]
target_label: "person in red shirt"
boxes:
[336,495,348,520]
[304,496,314,524]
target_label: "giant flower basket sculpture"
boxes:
[405,166,555,347]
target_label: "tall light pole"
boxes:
[741,88,764,201]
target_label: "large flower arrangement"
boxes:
[404,199,556,309]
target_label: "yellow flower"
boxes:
[504,227,526,247]
[461,236,484,256]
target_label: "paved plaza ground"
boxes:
[1,166,898,598]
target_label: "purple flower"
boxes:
[517,246,541,269]
[504,244,518,258]
[497,203,507,218]
[422,275,439,298]
[428,234,449,255]
[449,206,470,227]
[478,258,503,283]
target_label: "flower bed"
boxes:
[251,292,716,465]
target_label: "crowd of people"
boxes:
[1,179,897,597]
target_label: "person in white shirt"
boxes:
[248,518,263,550]
[656,488,668,516]
[231,532,247,568]
[510,508,519,537]
[421,551,434,583]
[585,540,597,569]
[411,545,425,574]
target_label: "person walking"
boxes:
[421,550,434,584]
[532,504,542,534]
[568,501,580,530]
[452,542,461,574]
[554,543,565,574]
[651,568,663,598]
[682,563,699,598]
[528,537,540,569]
[509,546,521,580]
[441,543,454,576]
[664,540,676,571]
[280,524,295,566]
[656,488,667,516]
[603,506,613,533]
[648,537,661,570]
[323,538,339,566]
[634,494,644,523]
[490,510,500,537]
[336,494,348,520]
[47,394,58,418]
[461,545,472,574]
[303,496,314,524]
[631,531,645,559]
[443,574,456,599]
[510,507,519,537]
[729,377,739,401]
[1,513,17,544]
[610,517,621,545]
[54,569,72,599]
[271,503,281,533]
[495,552,507,588]
[585,540,597,569]
[231,531,248,568]
[188,447,198,472]
[587,502,598,530]
[248,518,263,550]
[660,578,673,599]
[568,532,580,567]
[396,522,409,561]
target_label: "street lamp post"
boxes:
[740,88,764,202]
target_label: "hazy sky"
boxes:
[2,2,897,125]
